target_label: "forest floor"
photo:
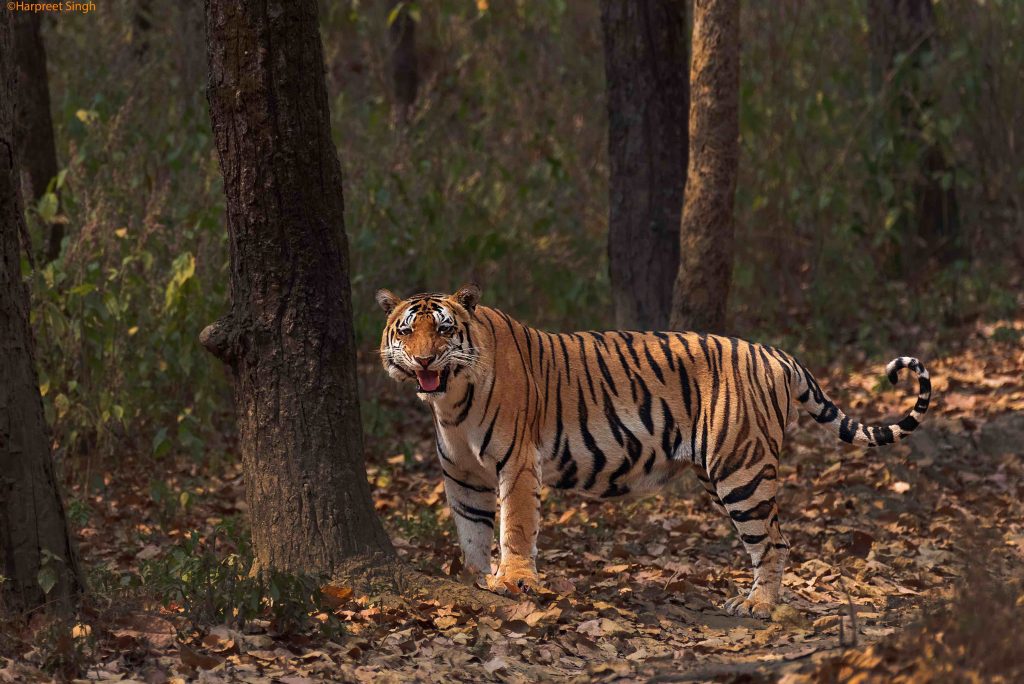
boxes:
[3,318,1023,683]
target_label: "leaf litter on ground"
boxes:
[3,318,1021,681]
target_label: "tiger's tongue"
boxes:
[416,370,441,392]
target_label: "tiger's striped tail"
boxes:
[794,356,931,447]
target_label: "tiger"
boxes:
[375,284,931,618]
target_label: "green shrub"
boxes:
[141,522,341,637]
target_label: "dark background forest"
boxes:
[24,0,1022,463]
[1,0,1022,681]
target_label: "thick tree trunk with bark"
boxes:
[11,12,62,262]
[1,14,82,616]
[602,0,688,331]
[203,0,394,575]
[669,0,738,334]
[389,1,418,122]
[867,0,961,270]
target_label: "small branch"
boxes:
[838,575,859,648]
[199,313,245,366]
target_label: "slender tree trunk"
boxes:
[202,0,394,575]
[669,0,739,334]
[602,0,688,331]
[11,12,62,262]
[867,0,961,270]
[1,13,82,616]
[389,1,418,123]
[133,0,153,56]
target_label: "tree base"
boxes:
[330,555,514,611]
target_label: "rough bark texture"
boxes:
[11,11,62,262]
[602,0,688,331]
[203,0,394,574]
[389,1,418,122]
[1,13,82,616]
[670,0,739,334]
[867,0,961,269]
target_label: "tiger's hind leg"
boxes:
[694,466,728,516]
[714,452,790,619]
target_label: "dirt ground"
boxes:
[2,319,1022,683]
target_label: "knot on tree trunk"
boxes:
[199,313,245,366]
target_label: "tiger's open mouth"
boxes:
[415,367,450,394]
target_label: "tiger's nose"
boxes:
[415,356,435,369]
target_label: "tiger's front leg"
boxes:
[442,467,497,584]
[493,445,543,592]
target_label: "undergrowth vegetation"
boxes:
[25,0,1023,473]
[138,523,341,638]
[7,521,342,679]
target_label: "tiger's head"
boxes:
[375,284,483,397]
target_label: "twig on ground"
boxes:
[838,575,859,649]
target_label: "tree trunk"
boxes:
[602,0,688,331]
[389,1,418,123]
[133,0,153,56]
[669,0,739,334]
[1,13,82,616]
[867,0,961,270]
[203,0,394,575]
[11,12,62,262]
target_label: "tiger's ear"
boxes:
[375,289,401,315]
[452,283,481,313]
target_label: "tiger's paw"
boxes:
[489,557,542,595]
[486,574,543,596]
[723,593,775,620]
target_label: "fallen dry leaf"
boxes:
[483,656,508,674]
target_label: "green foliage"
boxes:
[733,1,1022,359]
[34,617,94,680]
[85,562,139,611]
[992,325,1023,345]
[141,522,341,636]
[65,497,93,529]
[320,1,610,341]
[148,478,197,527]
[30,1,229,465]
